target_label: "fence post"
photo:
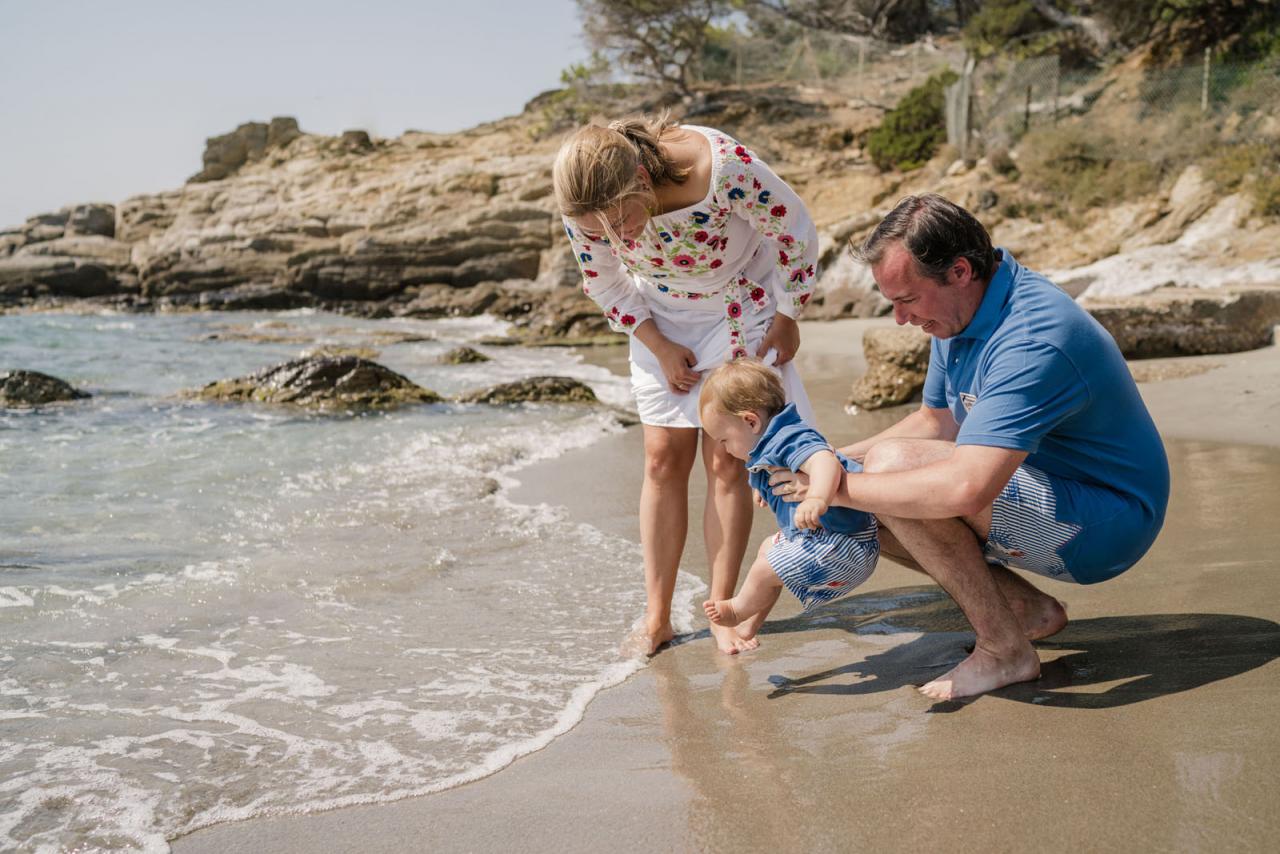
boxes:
[858,40,865,93]
[1201,47,1211,112]
[1052,57,1061,124]
[1024,85,1032,134]
[736,38,742,88]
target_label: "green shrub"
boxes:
[866,69,959,172]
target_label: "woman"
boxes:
[553,114,819,655]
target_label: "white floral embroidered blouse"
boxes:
[561,126,819,359]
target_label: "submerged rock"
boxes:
[193,356,441,410]
[439,346,491,365]
[848,326,931,410]
[0,370,90,407]
[457,376,598,405]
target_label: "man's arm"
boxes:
[839,445,1027,519]
[840,404,958,462]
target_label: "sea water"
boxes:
[0,310,704,852]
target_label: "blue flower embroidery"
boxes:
[658,230,673,243]
[728,187,746,201]
[758,190,771,204]
[657,284,670,293]
[564,225,574,239]
[579,252,592,263]
[691,211,710,224]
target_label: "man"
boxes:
[771,194,1169,699]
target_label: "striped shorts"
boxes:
[985,464,1154,585]
[767,525,880,611]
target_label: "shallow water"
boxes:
[0,310,704,851]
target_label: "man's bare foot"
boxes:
[621,619,674,657]
[919,641,1041,699]
[703,598,742,627]
[709,621,757,654]
[1009,594,1069,641]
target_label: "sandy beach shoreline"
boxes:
[176,319,1280,853]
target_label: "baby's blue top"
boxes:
[746,404,876,536]
[923,249,1170,527]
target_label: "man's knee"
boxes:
[862,438,955,474]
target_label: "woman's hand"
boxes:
[655,339,701,395]
[767,466,808,503]
[757,313,800,366]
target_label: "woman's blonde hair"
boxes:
[699,359,787,419]
[552,111,691,224]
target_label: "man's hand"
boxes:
[794,496,827,529]
[757,313,800,366]
[768,467,809,503]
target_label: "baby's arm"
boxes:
[793,449,842,529]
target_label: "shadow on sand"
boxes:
[756,585,1280,712]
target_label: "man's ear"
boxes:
[950,256,974,287]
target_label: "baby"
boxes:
[699,359,879,638]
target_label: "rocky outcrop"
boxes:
[192,356,441,410]
[848,326,931,410]
[0,370,90,407]
[190,118,302,183]
[1082,286,1280,358]
[457,376,598,405]
[440,346,491,365]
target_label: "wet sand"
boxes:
[177,319,1280,853]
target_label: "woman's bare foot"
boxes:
[621,618,675,657]
[708,621,756,654]
[919,640,1041,699]
[703,598,742,627]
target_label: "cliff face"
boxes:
[2,76,1277,345]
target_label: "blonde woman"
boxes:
[554,115,819,655]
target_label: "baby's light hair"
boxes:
[699,358,787,419]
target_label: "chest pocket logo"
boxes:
[959,392,977,412]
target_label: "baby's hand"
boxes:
[794,497,828,530]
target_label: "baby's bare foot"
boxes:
[703,598,742,627]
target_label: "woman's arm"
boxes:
[561,217,651,335]
[722,142,819,365]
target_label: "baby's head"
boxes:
[698,359,787,461]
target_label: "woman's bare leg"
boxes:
[633,425,699,655]
[701,430,756,653]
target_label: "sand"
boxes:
[176,319,1280,853]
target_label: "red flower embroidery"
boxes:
[778,234,795,247]
[779,250,790,266]
[770,204,788,218]
[650,258,664,267]
[694,230,708,243]
[731,347,749,360]
[672,254,696,268]
[799,293,811,305]
[750,287,765,301]
[620,314,636,326]
[734,145,752,164]
[727,301,742,318]
[709,259,723,269]
[584,269,599,278]
[753,178,762,189]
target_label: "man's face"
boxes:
[700,407,763,462]
[871,241,981,339]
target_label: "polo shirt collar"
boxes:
[957,248,1015,340]
[747,403,800,470]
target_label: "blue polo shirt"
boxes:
[747,404,876,536]
[922,249,1170,531]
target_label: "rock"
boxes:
[0,256,123,300]
[848,326,931,410]
[0,370,90,407]
[805,250,890,320]
[440,346,491,364]
[190,117,301,182]
[190,284,316,311]
[66,204,116,238]
[192,356,442,410]
[1082,286,1280,358]
[457,375,598,405]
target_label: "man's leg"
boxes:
[864,439,1067,641]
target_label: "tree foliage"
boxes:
[575,0,725,95]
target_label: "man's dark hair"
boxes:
[851,194,996,284]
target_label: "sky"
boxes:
[0,0,589,228]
